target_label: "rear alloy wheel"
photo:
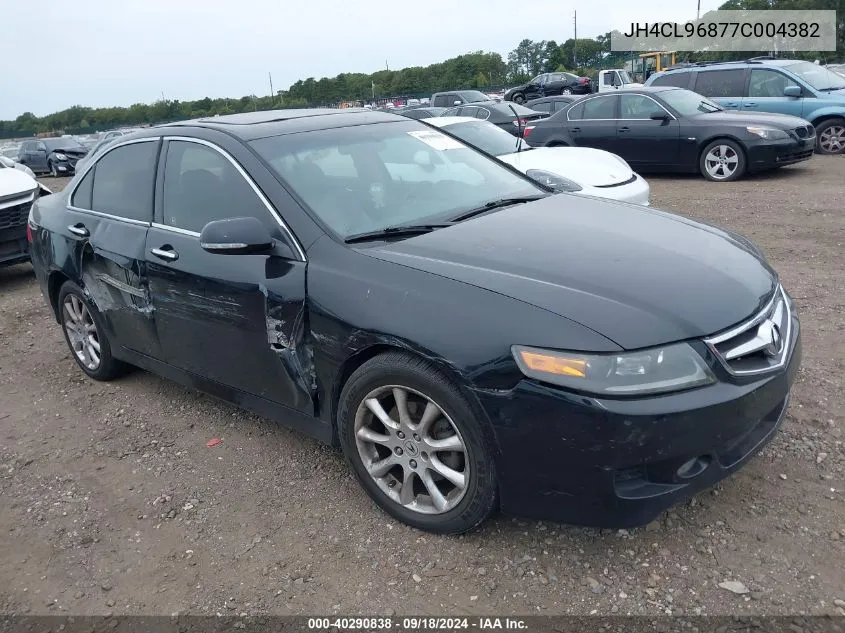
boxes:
[512,93,525,104]
[700,140,746,182]
[816,119,845,154]
[58,281,125,380]
[562,87,573,95]
[338,352,497,534]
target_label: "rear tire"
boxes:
[562,87,573,95]
[699,139,746,182]
[58,281,127,381]
[815,119,845,154]
[337,351,498,534]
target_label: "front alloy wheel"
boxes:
[338,352,497,534]
[700,140,746,182]
[816,120,845,154]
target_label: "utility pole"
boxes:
[573,10,578,68]
[696,0,701,20]
[268,72,275,105]
[386,60,389,71]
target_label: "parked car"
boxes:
[440,101,547,136]
[504,72,593,104]
[28,108,800,534]
[645,59,845,154]
[426,116,650,205]
[0,166,48,267]
[525,95,581,115]
[17,137,88,176]
[524,87,816,181]
[0,155,37,179]
[394,106,447,120]
[100,128,143,142]
[430,90,493,108]
[1,146,21,159]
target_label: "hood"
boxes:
[51,147,87,156]
[819,88,845,100]
[694,110,811,129]
[497,147,633,187]
[361,196,777,349]
[0,168,38,199]
[624,82,644,88]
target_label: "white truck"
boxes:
[596,69,643,92]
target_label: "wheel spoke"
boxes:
[87,343,100,366]
[414,401,441,435]
[367,454,397,478]
[420,469,448,511]
[429,455,466,489]
[364,398,400,430]
[425,433,465,453]
[71,296,83,322]
[392,388,413,427]
[356,426,391,445]
[398,470,417,505]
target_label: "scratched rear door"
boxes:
[144,138,310,410]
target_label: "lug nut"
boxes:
[421,452,429,461]
[413,434,421,441]
[397,431,405,439]
[394,447,403,456]
[388,480,396,488]
[409,459,417,469]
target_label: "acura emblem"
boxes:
[758,319,783,357]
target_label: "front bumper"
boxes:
[0,226,29,266]
[475,318,801,528]
[746,136,815,171]
[582,173,650,206]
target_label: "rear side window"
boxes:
[566,101,585,120]
[530,102,552,113]
[91,141,157,222]
[71,169,95,209]
[650,72,691,88]
[459,106,478,117]
[581,96,618,119]
[693,69,746,98]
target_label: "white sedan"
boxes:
[425,117,650,206]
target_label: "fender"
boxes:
[807,107,845,125]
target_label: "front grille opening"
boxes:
[0,201,32,231]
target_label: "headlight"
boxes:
[512,342,716,396]
[53,153,68,160]
[525,169,583,193]
[746,126,789,140]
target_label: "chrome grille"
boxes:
[793,125,815,139]
[0,192,34,231]
[705,286,792,376]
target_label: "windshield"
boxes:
[785,61,845,91]
[250,120,544,239]
[459,90,492,103]
[439,121,529,157]
[618,70,633,84]
[660,89,723,115]
[44,138,84,150]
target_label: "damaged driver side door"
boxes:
[144,138,312,413]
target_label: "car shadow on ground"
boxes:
[645,164,815,183]
[0,263,35,291]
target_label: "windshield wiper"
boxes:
[819,86,845,92]
[450,196,547,223]
[344,223,453,244]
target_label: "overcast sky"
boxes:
[2,0,724,120]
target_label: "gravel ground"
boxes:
[1,159,844,617]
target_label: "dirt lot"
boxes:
[1,159,844,617]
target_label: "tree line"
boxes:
[2,0,842,138]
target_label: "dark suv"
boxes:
[646,59,845,154]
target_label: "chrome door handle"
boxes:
[150,247,178,261]
[744,102,758,107]
[68,224,89,237]
[619,126,631,132]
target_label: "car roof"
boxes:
[659,58,800,75]
[157,108,406,141]
[425,116,478,127]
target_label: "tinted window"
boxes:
[650,72,692,88]
[445,93,460,105]
[474,107,491,120]
[530,102,552,113]
[620,94,667,119]
[660,89,723,116]
[432,95,447,107]
[441,107,461,116]
[581,96,618,119]
[693,69,746,98]
[91,141,157,222]
[162,140,271,234]
[459,106,478,117]
[748,69,799,97]
[549,73,567,83]
[602,73,615,86]
[566,101,585,120]
[71,169,95,209]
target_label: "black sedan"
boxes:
[28,109,800,534]
[505,72,593,104]
[17,137,89,177]
[440,101,546,136]
[394,106,447,120]
[525,87,816,181]
[525,95,580,115]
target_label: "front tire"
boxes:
[512,93,525,104]
[337,352,498,534]
[58,281,126,381]
[815,119,845,154]
[49,161,58,178]
[699,139,746,182]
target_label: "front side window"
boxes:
[620,94,667,119]
[250,120,544,239]
[440,121,526,157]
[650,71,692,88]
[748,69,800,97]
[91,141,157,222]
[660,89,723,116]
[162,140,271,234]
[693,69,746,97]
[531,102,552,113]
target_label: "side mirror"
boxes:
[453,100,461,105]
[783,85,802,98]
[200,217,275,256]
